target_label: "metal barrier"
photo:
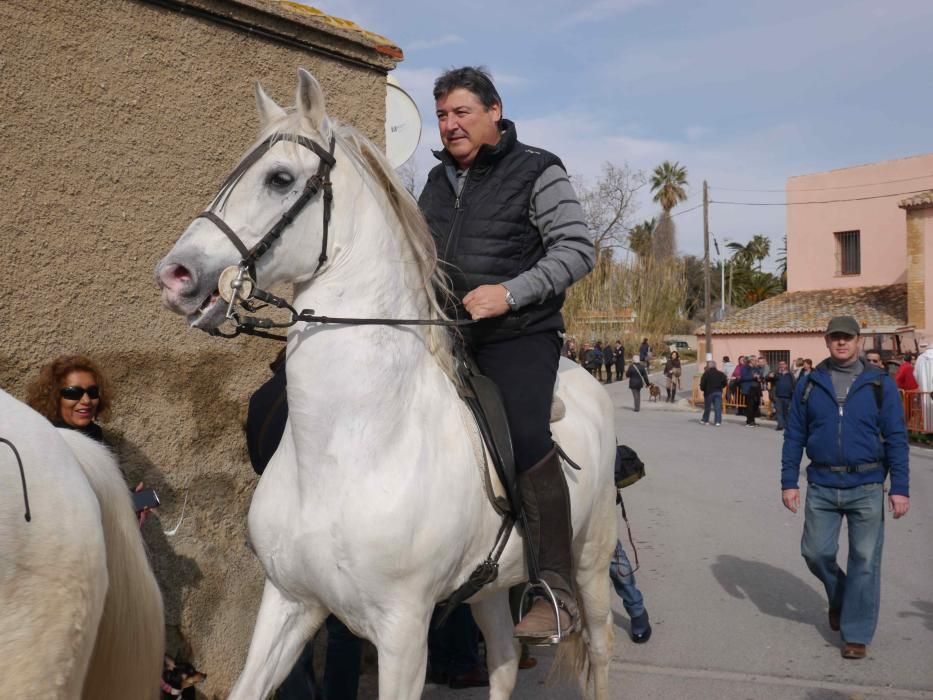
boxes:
[691,375,772,417]
[690,378,933,435]
[901,390,931,434]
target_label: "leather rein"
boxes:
[196,132,472,342]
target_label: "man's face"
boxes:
[866,352,884,368]
[825,332,861,363]
[435,88,502,169]
[757,357,766,367]
[778,361,787,372]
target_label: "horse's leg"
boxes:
[470,592,519,700]
[228,579,327,700]
[575,546,614,700]
[373,611,431,700]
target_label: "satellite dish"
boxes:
[385,76,422,168]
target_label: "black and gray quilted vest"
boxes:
[419,119,565,345]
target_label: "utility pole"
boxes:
[703,180,711,362]
[713,237,725,315]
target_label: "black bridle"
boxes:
[195,131,472,341]
[197,133,337,282]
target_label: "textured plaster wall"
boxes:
[0,0,390,695]
[699,335,831,368]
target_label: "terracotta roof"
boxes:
[707,285,907,335]
[899,190,933,210]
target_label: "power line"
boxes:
[711,187,931,207]
[712,173,933,193]
[670,202,704,217]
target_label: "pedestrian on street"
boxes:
[614,340,626,381]
[639,338,650,363]
[768,360,796,431]
[738,358,761,426]
[626,359,649,412]
[663,350,682,403]
[699,360,727,425]
[781,316,910,660]
[592,342,605,382]
[419,66,595,643]
[895,353,919,390]
[609,538,652,643]
[603,340,615,383]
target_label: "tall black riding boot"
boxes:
[513,448,579,644]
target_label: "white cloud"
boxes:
[404,34,465,51]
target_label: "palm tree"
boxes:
[649,161,688,259]
[746,234,771,272]
[650,161,689,211]
[628,218,655,261]
[775,235,787,288]
[726,240,753,268]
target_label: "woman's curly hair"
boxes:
[26,354,112,423]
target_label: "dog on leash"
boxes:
[162,655,207,699]
[648,384,661,402]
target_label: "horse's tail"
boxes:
[59,431,164,700]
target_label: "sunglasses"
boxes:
[60,385,100,400]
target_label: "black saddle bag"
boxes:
[615,444,645,489]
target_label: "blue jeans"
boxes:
[773,396,791,429]
[801,483,884,644]
[609,540,646,624]
[702,392,722,424]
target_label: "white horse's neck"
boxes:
[282,159,454,477]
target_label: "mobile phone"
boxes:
[132,488,161,512]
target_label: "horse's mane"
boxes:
[270,114,458,383]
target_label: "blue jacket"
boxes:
[738,364,758,395]
[781,361,909,496]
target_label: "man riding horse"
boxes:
[419,67,595,643]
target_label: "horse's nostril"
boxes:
[158,263,193,291]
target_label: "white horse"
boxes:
[156,69,617,699]
[0,389,164,699]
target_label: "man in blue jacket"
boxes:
[781,316,910,660]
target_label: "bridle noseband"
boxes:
[194,131,472,342]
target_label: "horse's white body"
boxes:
[0,389,164,699]
[157,70,617,699]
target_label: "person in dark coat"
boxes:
[603,340,615,383]
[738,359,761,426]
[614,341,626,381]
[699,360,728,425]
[626,360,649,412]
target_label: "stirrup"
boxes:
[516,579,570,646]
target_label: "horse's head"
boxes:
[156,69,338,330]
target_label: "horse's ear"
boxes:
[255,81,287,129]
[296,68,326,130]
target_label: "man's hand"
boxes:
[889,494,910,519]
[782,488,800,514]
[463,284,511,320]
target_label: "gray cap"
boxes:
[824,315,860,337]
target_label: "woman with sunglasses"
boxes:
[26,354,111,443]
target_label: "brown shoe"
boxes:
[828,609,841,632]
[842,643,867,659]
[514,596,574,643]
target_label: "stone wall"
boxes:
[0,1,398,694]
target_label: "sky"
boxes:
[304,0,933,265]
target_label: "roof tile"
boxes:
[709,284,906,335]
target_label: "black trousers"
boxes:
[471,330,562,473]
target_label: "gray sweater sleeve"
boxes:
[503,165,595,307]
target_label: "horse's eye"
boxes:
[267,170,295,190]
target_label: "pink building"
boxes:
[699,154,933,368]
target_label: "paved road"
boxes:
[420,370,933,700]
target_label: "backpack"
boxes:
[614,444,646,489]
